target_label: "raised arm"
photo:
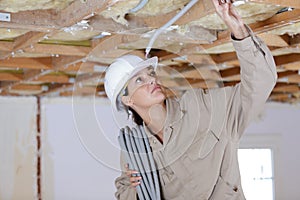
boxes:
[211,0,277,138]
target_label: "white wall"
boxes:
[243,102,300,200]
[0,97,37,200]
[41,97,128,200]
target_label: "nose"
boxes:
[148,76,156,85]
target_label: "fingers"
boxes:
[125,164,142,187]
[130,176,142,187]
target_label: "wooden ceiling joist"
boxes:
[249,0,300,9]
[0,41,14,52]
[0,57,52,70]
[203,9,300,49]
[274,53,300,66]
[0,72,22,81]
[24,44,91,57]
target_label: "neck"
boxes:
[136,103,166,140]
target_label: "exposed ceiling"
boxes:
[0,0,299,103]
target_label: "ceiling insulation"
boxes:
[0,0,299,103]
[189,2,282,29]
[268,22,300,36]
[48,29,101,41]
[0,0,75,12]
[101,0,189,25]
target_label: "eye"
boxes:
[135,77,142,83]
[149,70,156,77]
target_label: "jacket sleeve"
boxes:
[115,153,138,200]
[224,26,277,140]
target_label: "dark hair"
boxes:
[116,87,144,125]
[129,107,143,125]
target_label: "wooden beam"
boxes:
[10,84,43,91]
[13,32,47,51]
[289,34,300,45]
[0,41,14,51]
[0,72,23,81]
[273,83,299,93]
[0,9,58,31]
[24,44,91,57]
[282,62,300,70]
[210,52,237,64]
[0,57,52,69]
[34,74,70,84]
[0,69,47,92]
[270,93,291,101]
[248,0,300,9]
[277,70,298,78]
[87,34,141,62]
[274,53,300,66]
[285,74,300,83]
[203,9,300,49]
[220,67,240,78]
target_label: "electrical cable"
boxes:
[145,0,199,58]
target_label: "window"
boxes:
[238,148,274,200]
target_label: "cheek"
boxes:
[131,88,165,107]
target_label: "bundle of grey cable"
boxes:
[118,125,161,200]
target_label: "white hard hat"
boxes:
[104,54,158,111]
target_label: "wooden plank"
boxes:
[0,9,58,31]
[282,62,300,70]
[248,0,300,9]
[0,41,14,51]
[277,70,298,78]
[11,84,43,91]
[274,53,300,66]
[203,9,300,49]
[220,67,240,78]
[0,57,52,69]
[35,74,70,84]
[290,34,300,45]
[24,44,91,57]
[286,74,300,83]
[87,34,141,62]
[210,52,237,64]
[269,93,291,101]
[273,84,299,93]
[0,72,23,81]
[13,32,47,51]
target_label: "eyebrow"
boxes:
[131,67,154,79]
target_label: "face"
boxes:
[121,67,166,110]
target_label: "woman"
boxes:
[104,0,277,199]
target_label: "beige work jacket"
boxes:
[115,28,277,200]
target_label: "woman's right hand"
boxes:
[125,164,142,188]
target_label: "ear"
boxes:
[121,96,133,107]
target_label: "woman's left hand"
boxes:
[211,0,250,40]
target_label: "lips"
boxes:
[151,85,161,93]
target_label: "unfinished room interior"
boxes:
[0,0,299,199]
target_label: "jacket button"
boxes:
[233,186,238,192]
[153,140,157,144]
